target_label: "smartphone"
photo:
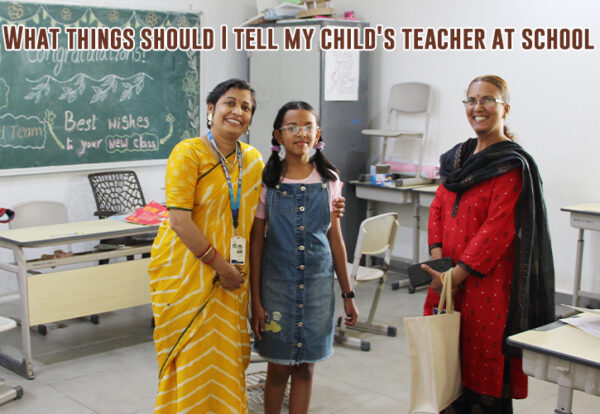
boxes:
[407,257,453,289]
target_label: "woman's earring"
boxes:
[207,113,213,127]
[245,128,250,136]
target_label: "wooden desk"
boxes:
[0,219,158,378]
[507,316,600,414]
[560,203,600,305]
[351,181,439,291]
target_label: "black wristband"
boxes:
[341,290,355,299]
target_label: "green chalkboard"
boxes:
[0,2,201,171]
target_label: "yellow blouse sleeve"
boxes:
[165,139,202,211]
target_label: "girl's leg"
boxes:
[288,363,315,414]
[264,362,291,414]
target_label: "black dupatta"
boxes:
[440,138,555,356]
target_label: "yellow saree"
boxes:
[149,137,263,413]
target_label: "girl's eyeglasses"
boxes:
[280,125,319,134]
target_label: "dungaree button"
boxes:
[298,226,305,231]
[299,206,305,212]
[298,284,305,290]
[298,245,305,251]
[296,342,303,348]
[297,322,303,327]
[297,303,304,309]
[282,191,287,196]
[275,185,280,189]
[300,186,306,191]
[321,183,327,188]
[298,264,305,270]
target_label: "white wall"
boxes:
[0,0,256,293]
[333,0,600,295]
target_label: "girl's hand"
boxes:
[332,196,345,218]
[251,304,265,340]
[421,263,444,294]
[343,299,359,326]
[217,264,245,290]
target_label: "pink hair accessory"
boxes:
[271,145,281,152]
[314,142,325,150]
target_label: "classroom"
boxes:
[0,0,599,413]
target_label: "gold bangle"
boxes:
[198,245,214,261]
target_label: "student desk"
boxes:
[560,203,600,305]
[351,182,439,291]
[507,316,600,414]
[0,219,158,379]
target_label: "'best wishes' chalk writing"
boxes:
[1,25,595,52]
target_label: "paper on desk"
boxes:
[561,304,600,315]
[560,314,600,338]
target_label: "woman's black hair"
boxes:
[205,78,257,128]
[262,101,339,188]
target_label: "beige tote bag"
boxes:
[404,269,462,413]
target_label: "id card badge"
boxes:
[230,236,246,265]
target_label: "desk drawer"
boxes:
[570,213,600,231]
[27,258,151,326]
[355,186,411,204]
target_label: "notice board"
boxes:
[0,2,201,172]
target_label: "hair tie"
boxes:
[270,145,281,153]
[314,142,325,150]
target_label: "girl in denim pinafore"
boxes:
[250,101,358,413]
[258,178,335,363]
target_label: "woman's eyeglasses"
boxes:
[280,125,319,134]
[462,97,506,107]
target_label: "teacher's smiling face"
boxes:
[207,88,254,137]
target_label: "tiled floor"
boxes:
[0,272,597,413]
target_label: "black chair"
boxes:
[88,170,147,219]
[88,171,154,261]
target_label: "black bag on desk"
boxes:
[407,257,453,289]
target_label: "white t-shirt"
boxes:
[255,168,343,220]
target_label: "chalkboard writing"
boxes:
[0,2,201,170]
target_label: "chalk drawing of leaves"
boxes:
[119,84,133,102]
[73,74,86,94]
[90,86,107,103]
[102,76,117,93]
[59,87,78,103]
[24,83,46,103]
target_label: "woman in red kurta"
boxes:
[422,75,555,413]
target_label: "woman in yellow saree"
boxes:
[149,79,264,413]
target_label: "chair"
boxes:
[87,171,153,260]
[362,82,432,186]
[9,201,99,333]
[0,316,22,405]
[88,170,147,219]
[334,213,399,351]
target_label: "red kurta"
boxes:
[423,167,528,399]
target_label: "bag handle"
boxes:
[437,268,453,313]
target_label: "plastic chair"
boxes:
[9,201,99,333]
[0,316,22,405]
[335,212,399,351]
[88,171,153,260]
[362,82,432,185]
[88,171,146,219]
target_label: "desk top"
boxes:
[507,315,600,369]
[561,203,600,216]
[0,219,159,248]
[411,184,439,194]
[350,180,437,192]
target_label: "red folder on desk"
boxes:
[125,201,168,225]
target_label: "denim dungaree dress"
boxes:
[255,178,335,365]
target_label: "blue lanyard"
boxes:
[207,131,242,230]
